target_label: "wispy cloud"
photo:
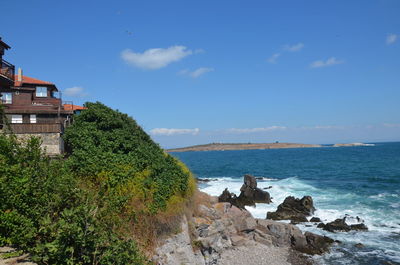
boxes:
[179,67,214,78]
[64,86,88,97]
[194,48,205,54]
[313,125,344,130]
[267,53,281,64]
[121,46,193,70]
[150,128,200,136]
[226,126,287,134]
[386,34,398,45]
[310,57,344,68]
[383,123,400,128]
[283,43,304,52]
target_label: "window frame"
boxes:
[36,86,48,97]
[30,114,37,123]
[11,115,23,124]
[1,92,12,104]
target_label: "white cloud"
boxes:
[179,67,214,78]
[386,34,398,45]
[190,67,214,78]
[267,53,281,64]
[283,43,304,52]
[64,86,88,97]
[150,128,200,136]
[226,126,287,134]
[121,46,192,69]
[310,57,344,68]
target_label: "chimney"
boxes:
[17,68,23,82]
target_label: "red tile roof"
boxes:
[63,104,87,111]
[14,75,55,87]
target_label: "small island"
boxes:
[167,142,322,152]
[333,143,375,147]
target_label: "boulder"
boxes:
[310,217,322,223]
[350,223,368,231]
[302,232,334,255]
[318,217,368,232]
[237,175,271,207]
[218,175,271,208]
[255,219,333,255]
[266,196,315,222]
[244,174,258,188]
[153,216,205,265]
[256,219,306,249]
[319,218,350,232]
[218,188,237,205]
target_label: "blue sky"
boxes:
[2,0,400,148]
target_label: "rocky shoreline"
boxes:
[153,175,370,265]
[153,192,332,265]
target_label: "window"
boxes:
[11,115,23,124]
[1,92,12,104]
[30,114,37,123]
[36,86,47,97]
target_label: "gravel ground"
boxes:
[218,242,291,265]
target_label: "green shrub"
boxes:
[63,102,193,213]
[0,102,195,264]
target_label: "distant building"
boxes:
[0,37,84,155]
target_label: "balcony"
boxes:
[7,123,64,134]
[0,59,15,82]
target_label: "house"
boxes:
[0,37,82,155]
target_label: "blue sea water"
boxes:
[171,142,400,265]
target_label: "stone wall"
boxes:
[14,132,64,155]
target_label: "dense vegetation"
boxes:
[0,102,195,264]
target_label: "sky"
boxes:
[2,0,400,148]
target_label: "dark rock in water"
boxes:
[302,232,334,255]
[354,243,364,248]
[218,175,271,208]
[263,186,272,190]
[196,178,217,183]
[319,217,368,232]
[317,223,325,229]
[319,218,351,232]
[350,223,368,231]
[244,174,258,188]
[255,177,264,180]
[218,188,237,205]
[266,196,315,222]
[237,175,271,206]
[310,217,322,223]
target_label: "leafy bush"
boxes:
[0,102,195,264]
[63,102,194,213]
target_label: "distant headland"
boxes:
[167,142,322,152]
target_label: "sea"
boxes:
[171,142,400,265]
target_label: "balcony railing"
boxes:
[7,123,64,134]
[0,59,15,81]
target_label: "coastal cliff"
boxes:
[153,191,332,265]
